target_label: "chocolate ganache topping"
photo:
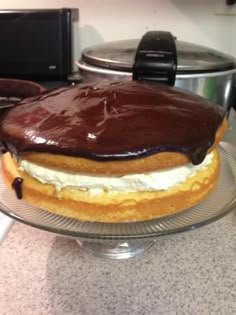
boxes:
[0,81,224,165]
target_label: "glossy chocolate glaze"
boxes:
[11,177,23,199]
[0,78,45,99]
[0,81,224,165]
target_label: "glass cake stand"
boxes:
[0,142,236,259]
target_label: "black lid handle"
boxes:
[133,31,177,86]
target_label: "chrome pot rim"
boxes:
[76,60,236,79]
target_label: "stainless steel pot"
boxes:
[76,37,236,112]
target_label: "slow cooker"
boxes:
[77,31,236,112]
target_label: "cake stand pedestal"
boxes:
[76,239,156,259]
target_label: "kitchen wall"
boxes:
[1,0,236,65]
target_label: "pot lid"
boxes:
[81,38,236,73]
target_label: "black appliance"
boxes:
[0,8,78,80]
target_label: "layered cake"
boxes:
[0,81,227,222]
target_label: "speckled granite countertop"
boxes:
[0,111,236,315]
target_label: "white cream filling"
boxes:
[18,152,213,194]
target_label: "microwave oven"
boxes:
[0,8,78,80]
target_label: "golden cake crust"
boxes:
[19,118,227,176]
[2,149,220,222]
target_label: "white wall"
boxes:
[1,0,236,66]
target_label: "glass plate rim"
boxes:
[0,142,236,240]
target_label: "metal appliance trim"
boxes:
[76,60,236,79]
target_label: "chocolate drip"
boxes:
[11,177,24,199]
[0,81,224,165]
